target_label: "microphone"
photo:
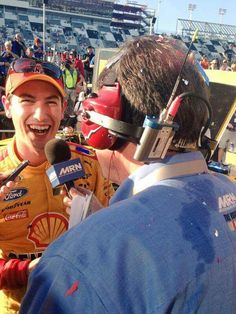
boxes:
[45,139,85,194]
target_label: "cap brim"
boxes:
[6,73,66,98]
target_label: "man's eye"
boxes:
[48,102,58,107]
[21,99,33,104]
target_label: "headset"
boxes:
[80,85,213,162]
[80,31,215,163]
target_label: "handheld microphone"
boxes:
[45,139,85,194]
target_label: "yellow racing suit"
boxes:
[0,137,113,314]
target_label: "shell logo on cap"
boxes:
[27,212,68,249]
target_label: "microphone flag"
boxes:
[46,158,85,188]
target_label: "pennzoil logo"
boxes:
[3,188,28,202]
[27,213,68,249]
[4,209,28,221]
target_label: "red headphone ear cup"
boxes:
[81,118,117,149]
[81,84,122,149]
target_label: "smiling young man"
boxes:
[0,58,113,314]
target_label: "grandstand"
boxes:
[0,0,155,54]
[177,18,236,41]
[0,0,235,62]
[176,18,236,61]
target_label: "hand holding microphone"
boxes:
[45,139,101,224]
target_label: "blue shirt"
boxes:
[20,152,236,313]
[12,40,26,58]
[33,44,44,60]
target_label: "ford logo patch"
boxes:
[4,188,28,201]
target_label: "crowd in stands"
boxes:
[0,31,235,150]
[199,43,236,71]
[0,32,96,140]
[0,32,95,87]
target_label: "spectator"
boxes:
[200,55,209,69]
[0,57,113,313]
[209,58,220,70]
[69,49,85,78]
[82,46,95,84]
[21,35,236,313]
[89,55,95,69]
[0,41,18,86]
[224,43,235,64]
[220,59,231,71]
[62,60,79,123]
[25,47,37,60]
[32,37,44,60]
[12,33,27,58]
[231,62,236,72]
[61,50,69,64]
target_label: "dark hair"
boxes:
[65,60,72,69]
[34,37,41,44]
[97,35,209,145]
[70,49,77,57]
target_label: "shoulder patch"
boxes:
[68,142,97,159]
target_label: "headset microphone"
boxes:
[45,139,85,196]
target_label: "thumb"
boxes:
[69,187,80,198]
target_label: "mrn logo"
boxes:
[59,162,82,177]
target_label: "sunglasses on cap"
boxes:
[8,58,63,80]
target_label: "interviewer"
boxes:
[22,36,236,313]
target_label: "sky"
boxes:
[142,0,236,34]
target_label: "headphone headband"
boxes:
[83,110,143,143]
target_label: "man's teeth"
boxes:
[29,125,50,131]
[29,125,50,133]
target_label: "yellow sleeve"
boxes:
[70,143,115,208]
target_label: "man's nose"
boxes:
[33,103,47,120]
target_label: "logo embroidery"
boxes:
[3,188,28,201]
[59,163,83,177]
[218,193,236,212]
[4,209,28,221]
[27,213,68,249]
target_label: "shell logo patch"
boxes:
[27,212,68,249]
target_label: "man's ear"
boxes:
[1,95,12,118]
